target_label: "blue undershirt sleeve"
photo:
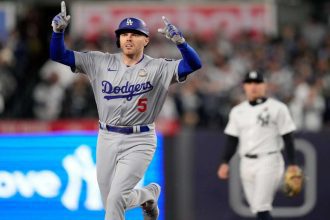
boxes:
[50,32,75,69]
[177,42,202,79]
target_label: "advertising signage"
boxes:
[0,132,164,220]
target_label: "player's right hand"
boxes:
[217,163,229,180]
[51,1,71,33]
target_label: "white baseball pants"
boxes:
[240,153,284,213]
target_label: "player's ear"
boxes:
[144,36,149,47]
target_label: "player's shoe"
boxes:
[141,183,161,220]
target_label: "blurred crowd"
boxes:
[0,9,330,132]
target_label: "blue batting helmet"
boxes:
[115,17,149,48]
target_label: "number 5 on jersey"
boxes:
[137,98,147,112]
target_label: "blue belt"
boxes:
[99,122,150,134]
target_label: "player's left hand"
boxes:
[158,16,185,45]
[51,1,71,33]
[283,165,303,197]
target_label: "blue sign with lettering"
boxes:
[0,11,5,41]
[0,131,164,220]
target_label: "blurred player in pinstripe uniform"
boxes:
[217,71,300,220]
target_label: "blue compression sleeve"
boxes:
[50,32,75,68]
[177,42,202,80]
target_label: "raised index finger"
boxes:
[61,1,66,17]
[162,16,170,26]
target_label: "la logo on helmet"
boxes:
[126,18,133,26]
[250,71,257,79]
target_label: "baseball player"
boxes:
[217,71,301,220]
[50,2,201,220]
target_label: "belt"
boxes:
[99,122,150,134]
[244,151,278,159]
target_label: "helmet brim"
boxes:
[115,29,149,37]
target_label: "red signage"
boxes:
[71,3,276,39]
[0,119,179,136]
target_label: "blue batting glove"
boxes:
[51,1,71,33]
[158,16,185,45]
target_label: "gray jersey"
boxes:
[74,51,182,125]
[225,98,296,156]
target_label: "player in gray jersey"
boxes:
[217,71,301,220]
[50,2,201,220]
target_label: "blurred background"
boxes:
[0,0,329,219]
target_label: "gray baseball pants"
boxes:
[96,127,157,220]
